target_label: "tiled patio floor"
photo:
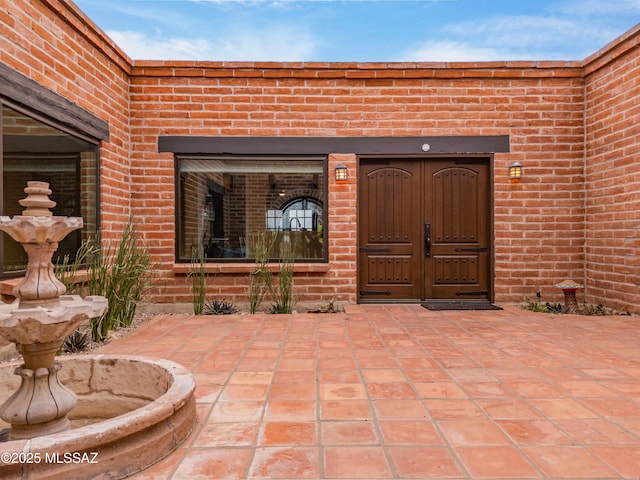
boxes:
[96,304,640,479]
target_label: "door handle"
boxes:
[425,223,431,257]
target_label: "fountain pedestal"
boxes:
[0,182,107,440]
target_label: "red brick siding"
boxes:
[128,64,585,305]
[584,28,640,311]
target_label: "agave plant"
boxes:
[204,299,239,315]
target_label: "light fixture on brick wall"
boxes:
[335,164,348,183]
[508,162,523,182]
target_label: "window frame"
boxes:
[175,154,329,264]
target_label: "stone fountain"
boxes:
[0,181,107,440]
[0,182,196,480]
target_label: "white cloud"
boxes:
[398,41,507,62]
[107,25,317,61]
[399,11,632,62]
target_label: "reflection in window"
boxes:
[177,156,326,261]
[1,105,98,275]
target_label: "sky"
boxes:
[73,0,640,62]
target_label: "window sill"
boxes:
[172,262,330,275]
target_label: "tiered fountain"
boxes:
[0,182,107,439]
[0,182,196,480]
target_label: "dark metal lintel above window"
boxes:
[159,135,510,156]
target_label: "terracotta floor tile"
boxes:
[379,420,444,445]
[361,368,406,383]
[248,447,319,479]
[388,446,465,478]
[171,448,252,480]
[273,370,317,384]
[265,400,317,421]
[259,422,317,446]
[132,448,186,480]
[321,421,379,445]
[438,419,511,445]
[528,398,599,418]
[557,380,619,397]
[193,384,222,402]
[459,381,513,398]
[323,446,393,478]
[556,417,640,444]
[496,419,574,445]
[414,381,467,399]
[356,353,400,369]
[320,400,372,420]
[454,445,540,479]
[396,357,439,369]
[581,397,640,418]
[446,368,499,383]
[373,399,430,420]
[605,380,640,397]
[278,358,317,371]
[208,401,265,423]
[367,382,418,399]
[523,445,618,478]
[228,371,274,385]
[590,445,640,478]
[404,368,450,382]
[320,383,368,400]
[192,422,259,447]
[221,384,269,401]
[318,369,362,383]
[478,398,541,419]
[507,380,565,398]
[423,399,484,419]
[270,382,317,400]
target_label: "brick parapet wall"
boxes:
[583,25,640,312]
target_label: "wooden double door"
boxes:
[358,158,491,302]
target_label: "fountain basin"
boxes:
[0,355,196,480]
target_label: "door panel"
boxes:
[358,158,490,302]
[358,160,422,299]
[426,161,489,299]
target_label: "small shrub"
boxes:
[204,299,238,315]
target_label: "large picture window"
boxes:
[1,105,99,276]
[177,156,326,262]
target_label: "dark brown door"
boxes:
[358,158,490,301]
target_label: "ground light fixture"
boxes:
[509,162,523,181]
[335,163,348,183]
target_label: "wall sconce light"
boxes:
[508,162,523,181]
[335,164,348,183]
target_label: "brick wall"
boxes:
[129,62,586,305]
[2,1,639,312]
[583,27,640,312]
[1,0,132,240]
